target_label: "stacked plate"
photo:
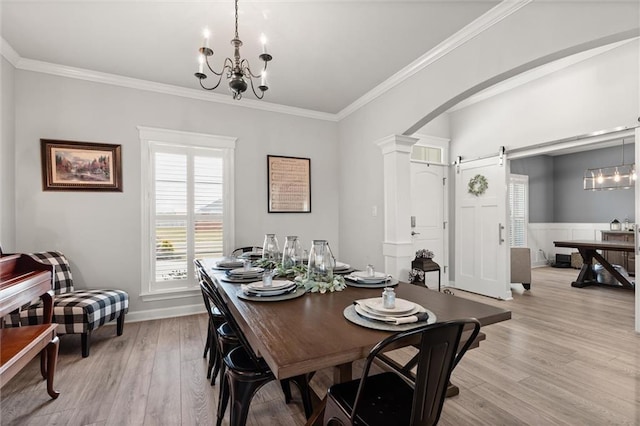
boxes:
[345,271,397,288]
[239,251,262,261]
[240,280,297,297]
[221,267,265,283]
[333,262,352,274]
[215,258,245,270]
[354,297,429,325]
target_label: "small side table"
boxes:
[411,258,441,291]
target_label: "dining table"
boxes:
[553,239,636,289]
[202,257,511,383]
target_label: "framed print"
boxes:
[41,139,123,191]
[267,155,311,213]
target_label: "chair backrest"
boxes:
[28,251,74,294]
[352,318,481,426]
[195,261,262,363]
[231,246,263,257]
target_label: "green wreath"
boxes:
[468,174,488,196]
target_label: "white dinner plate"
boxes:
[351,271,388,280]
[345,277,399,288]
[228,267,265,276]
[241,285,296,297]
[361,297,416,316]
[245,280,296,292]
[345,273,391,284]
[334,262,351,270]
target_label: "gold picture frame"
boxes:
[267,155,311,213]
[41,139,123,191]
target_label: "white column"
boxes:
[376,134,419,281]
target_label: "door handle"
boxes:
[411,231,420,236]
[498,223,505,244]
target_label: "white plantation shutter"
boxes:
[509,174,528,248]
[140,127,236,297]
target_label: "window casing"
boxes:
[139,127,236,299]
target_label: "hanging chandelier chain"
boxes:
[234,0,239,39]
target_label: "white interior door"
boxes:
[410,162,447,288]
[455,156,511,299]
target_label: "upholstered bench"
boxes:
[6,251,128,357]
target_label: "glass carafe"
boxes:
[262,234,280,262]
[307,240,335,281]
[282,236,303,269]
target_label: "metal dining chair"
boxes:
[323,318,481,426]
[195,260,312,426]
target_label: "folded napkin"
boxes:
[353,301,429,325]
[346,274,391,282]
[386,312,429,325]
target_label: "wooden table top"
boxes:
[554,240,635,252]
[203,258,511,380]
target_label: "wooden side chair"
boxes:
[5,251,128,357]
[323,318,481,426]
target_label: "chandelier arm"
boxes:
[223,57,235,75]
[198,71,225,91]
[204,55,224,77]
[248,75,265,100]
[242,60,267,79]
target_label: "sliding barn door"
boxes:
[454,156,511,299]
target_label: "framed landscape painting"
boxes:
[40,139,123,191]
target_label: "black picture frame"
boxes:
[267,155,311,213]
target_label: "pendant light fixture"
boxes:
[194,0,272,100]
[584,138,636,190]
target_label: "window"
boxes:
[411,145,443,163]
[139,127,236,298]
[509,174,528,248]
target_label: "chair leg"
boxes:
[81,332,91,358]
[217,367,229,426]
[227,371,273,426]
[204,323,212,359]
[117,313,125,336]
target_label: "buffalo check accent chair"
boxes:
[7,251,129,357]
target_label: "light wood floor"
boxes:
[1,267,639,425]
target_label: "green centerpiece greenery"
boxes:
[255,258,346,293]
[294,274,346,294]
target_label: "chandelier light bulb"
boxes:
[203,28,210,48]
[596,172,604,184]
[261,33,268,54]
[198,55,204,74]
[614,168,621,182]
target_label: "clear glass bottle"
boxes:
[382,287,396,309]
[282,236,303,269]
[262,234,280,262]
[307,240,335,282]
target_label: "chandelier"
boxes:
[194,0,272,100]
[583,138,636,191]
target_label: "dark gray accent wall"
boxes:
[511,143,635,223]
[510,155,554,222]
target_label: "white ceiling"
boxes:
[0,0,500,114]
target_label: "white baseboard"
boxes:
[125,303,205,323]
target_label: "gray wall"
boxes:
[12,70,340,317]
[1,57,16,252]
[510,155,554,222]
[511,143,635,223]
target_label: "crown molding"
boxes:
[0,38,20,67]
[0,41,337,122]
[336,0,532,121]
[448,37,638,113]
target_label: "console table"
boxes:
[0,254,60,399]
